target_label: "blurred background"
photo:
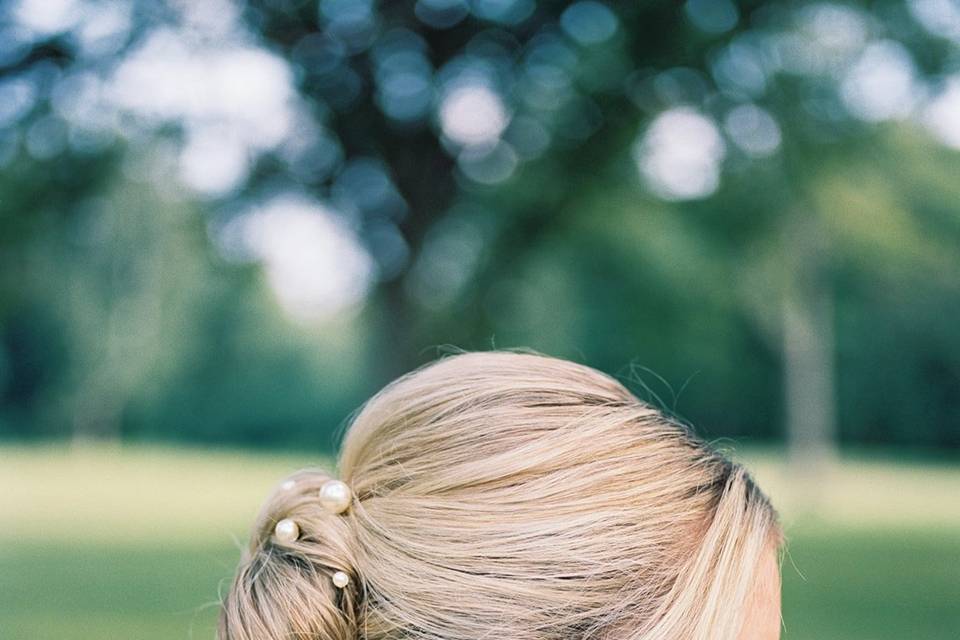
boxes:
[1,0,958,638]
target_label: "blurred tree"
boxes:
[1,0,958,455]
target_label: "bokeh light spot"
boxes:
[840,40,921,122]
[724,103,782,157]
[439,83,510,147]
[634,108,726,201]
[684,0,738,34]
[219,194,374,322]
[560,2,619,46]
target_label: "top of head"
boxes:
[220,351,781,640]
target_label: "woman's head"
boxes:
[220,351,783,640]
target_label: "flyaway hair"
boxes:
[220,351,782,640]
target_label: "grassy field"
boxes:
[2,444,958,639]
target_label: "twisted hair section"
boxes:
[219,470,359,640]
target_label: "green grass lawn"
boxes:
[2,444,958,639]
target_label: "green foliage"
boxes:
[1,1,959,450]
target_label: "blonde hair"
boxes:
[220,351,782,640]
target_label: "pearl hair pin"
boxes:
[274,518,300,543]
[332,571,350,589]
[319,479,352,514]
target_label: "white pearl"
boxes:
[332,571,350,588]
[280,479,296,491]
[274,518,300,543]
[319,480,352,514]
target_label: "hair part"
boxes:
[220,351,782,640]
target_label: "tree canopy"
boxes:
[1,0,959,452]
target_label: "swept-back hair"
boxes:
[220,351,782,640]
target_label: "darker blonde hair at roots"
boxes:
[219,351,782,640]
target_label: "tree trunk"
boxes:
[783,216,837,477]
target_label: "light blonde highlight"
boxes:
[220,351,782,640]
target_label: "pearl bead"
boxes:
[319,479,352,514]
[274,518,300,543]
[332,571,350,588]
[280,479,296,491]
